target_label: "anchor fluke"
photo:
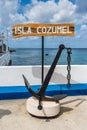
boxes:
[22,74,38,98]
[22,74,30,90]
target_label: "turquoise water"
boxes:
[11,48,87,65]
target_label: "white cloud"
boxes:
[0,0,87,27]
[0,0,87,48]
[50,0,76,23]
[23,0,87,25]
[24,0,57,23]
[9,13,25,24]
[74,0,87,24]
[76,0,87,14]
[80,25,87,31]
[0,0,26,27]
[24,0,76,23]
[0,0,19,26]
[76,24,87,39]
[31,0,38,5]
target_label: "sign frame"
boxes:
[12,23,74,38]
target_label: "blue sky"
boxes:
[0,0,87,48]
[20,0,76,5]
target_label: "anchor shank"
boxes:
[38,44,65,98]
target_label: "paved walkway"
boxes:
[0,96,87,130]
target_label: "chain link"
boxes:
[67,48,72,88]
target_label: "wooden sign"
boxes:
[12,23,74,38]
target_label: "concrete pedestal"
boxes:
[26,96,60,117]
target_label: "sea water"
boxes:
[11,48,87,65]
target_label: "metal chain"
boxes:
[67,48,72,88]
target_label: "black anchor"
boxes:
[22,44,72,110]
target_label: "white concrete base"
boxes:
[26,96,60,117]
